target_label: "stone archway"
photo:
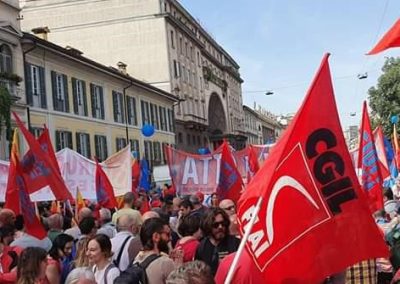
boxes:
[208,93,226,148]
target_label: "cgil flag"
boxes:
[367,19,400,55]
[95,161,118,209]
[236,54,388,283]
[358,101,384,213]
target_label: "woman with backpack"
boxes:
[87,234,120,284]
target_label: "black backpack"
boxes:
[114,254,161,284]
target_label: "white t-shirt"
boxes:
[93,263,120,284]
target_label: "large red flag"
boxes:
[236,54,388,283]
[132,159,140,191]
[357,101,384,213]
[95,161,118,209]
[13,112,72,200]
[247,145,260,183]
[37,126,60,174]
[217,141,243,202]
[367,19,400,55]
[5,151,47,239]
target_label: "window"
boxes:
[159,106,167,131]
[0,45,12,73]
[31,127,44,138]
[185,42,188,57]
[55,130,72,151]
[182,66,186,82]
[150,103,159,129]
[173,60,181,78]
[186,134,191,144]
[178,133,183,143]
[141,100,150,125]
[153,141,161,166]
[91,84,105,119]
[27,64,46,108]
[167,109,174,132]
[76,132,91,158]
[130,139,140,158]
[95,135,108,162]
[126,96,137,125]
[197,52,200,67]
[170,30,175,49]
[116,138,127,151]
[72,78,87,116]
[179,37,183,54]
[144,140,153,168]
[51,71,69,112]
[112,91,125,123]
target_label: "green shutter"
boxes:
[112,91,118,122]
[76,132,81,154]
[72,78,78,114]
[86,134,91,159]
[55,130,61,151]
[39,66,46,108]
[99,87,105,120]
[67,131,73,149]
[90,84,95,117]
[63,74,69,113]
[82,81,88,116]
[51,71,57,111]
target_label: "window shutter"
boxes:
[94,135,100,159]
[63,74,69,113]
[39,66,47,108]
[67,131,73,149]
[76,132,81,154]
[103,137,108,161]
[55,131,61,151]
[90,84,95,117]
[112,91,118,122]
[86,134,91,159]
[25,63,33,106]
[99,87,105,119]
[121,93,125,124]
[72,78,78,114]
[127,97,132,125]
[82,81,88,116]
[141,101,145,126]
[51,71,57,111]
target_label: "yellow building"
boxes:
[21,30,177,166]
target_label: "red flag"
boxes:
[132,159,140,191]
[37,126,60,174]
[357,101,384,213]
[236,54,388,283]
[95,161,118,209]
[367,19,400,55]
[247,145,260,183]
[217,141,243,202]
[13,112,72,200]
[373,126,390,180]
[5,130,20,215]
[5,153,47,239]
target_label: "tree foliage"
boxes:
[0,86,11,140]
[368,57,400,136]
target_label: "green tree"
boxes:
[0,85,11,140]
[368,57,400,136]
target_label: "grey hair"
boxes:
[65,267,95,284]
[166,260,215,284]
[99,208,112,222]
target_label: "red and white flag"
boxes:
[237,54,388,283]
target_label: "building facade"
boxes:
[19,0,247,152]
[243,105,262,145]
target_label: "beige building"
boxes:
[19,0,247,152]
[20,31,177,166]
[0,0,26,160]
[243,105,263,145]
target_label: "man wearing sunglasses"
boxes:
[219,199,240,237]
[195,208,240,276]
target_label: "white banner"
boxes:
[0,145,132,202]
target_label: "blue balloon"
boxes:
[141,124,155,137]
[198,147,210,155]
[392,115,399,124]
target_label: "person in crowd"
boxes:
[65,267,96,284]
[195,208,240,275]
[392,177,400,200]
[134,218,176,283]
[174,214,202,262]
[374,210,393,283]
[111,213,142,271]
[73,217,97,269]
[210,193,219,208]
[10,216,53,252]
[0,225,22,283]
[47,233,74,284]
[219,199,239,236]
[77,217,97,245]
[112,192,140,224]
[97,208,116,239]
[65,208,93,240]
[384,188,398,219]
[17,247,48,284]
[0,209,16,227]
[189,194,207,217]
[345,259,377,283]
[47,213,64,243]
[87,234,120,284]
[179,199,193,221]
[142,210,160,222]
[166,260,215,284]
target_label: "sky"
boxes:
[179,0,400,129]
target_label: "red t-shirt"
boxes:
[175,238,200,263]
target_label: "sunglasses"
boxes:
[212,220,228,229]
[222,205,235,211]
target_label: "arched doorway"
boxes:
[208,93,226,149]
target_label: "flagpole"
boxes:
[224,196,263,284]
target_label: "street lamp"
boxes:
[265,91,274,96]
